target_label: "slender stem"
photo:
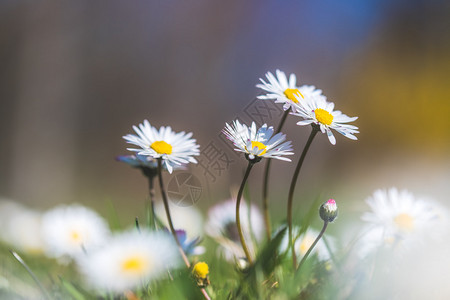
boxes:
[156,159,190,267]
[262,109,290,240]
[236,161,255,264]
[148,175,156,229]
[201,288,211,300]
[156,159,211,300]
[287,126,318,268]
[10,250,52,300]
[297,221,328,272]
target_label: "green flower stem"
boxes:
[147,175,157,229]
[236,161,256,264]
[156,158,191,268]
[156,159,212,300]
[262,109,290,240]
[287,126,319,268]
[10,250,52,300]
[296,221,328,272]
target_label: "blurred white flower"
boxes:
[123,120,200,173]
[279,226,332,262]
[256,69,324,112]
[155,202,205,255]
[206,199,264,261]
[41,204,110,259]
[0,200,44,254]
[357,188,447,257]
[154,202,204,238]
[223,120,294,162]
[291,95,358,145]
[78,230,179,293]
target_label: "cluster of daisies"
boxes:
[1,186,446,297]
[1,69,447,298]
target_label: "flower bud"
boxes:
[319,199,338,222]
[192,261,210,287]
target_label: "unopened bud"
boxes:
[319,199,338,222]
[192,262,210,287]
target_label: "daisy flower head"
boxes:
[222,120,294,163]
[291,94,359,145]
[256,69,325,112]
[123,120,200,173]
[358,188,447,256]
[78,230,179,293]
[41,204,110,259]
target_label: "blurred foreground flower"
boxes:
[0,200,44,254]
[358,188,447,257]
[78,230,179,293]
[123,120,200,173]
[41,205,110,259]
[292,95,358,145]
[206,199,263,262]
[223,120,293,162]
[257,69,324,112]
[280,227,332,262]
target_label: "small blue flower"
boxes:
[175,230,205,256]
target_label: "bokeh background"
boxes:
[1,0,449,224]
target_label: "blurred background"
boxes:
[0,0,449,224]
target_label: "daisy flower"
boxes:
[222,120,294,162]
[256,69,324,112]
[358,188,447,257]
[123,120,200,173]
[205,199,264,261]
[41,204,110,259]
[291,94,359,145]
[78,230,179,293]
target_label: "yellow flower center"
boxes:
[284,88,304,104]
[150,141,172,155]
[122,255,149,275]
[250,141,267,155]
[193,262,209,279]
[394,213,414,232]
[314,108,334,125]
[70,231,82,243]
